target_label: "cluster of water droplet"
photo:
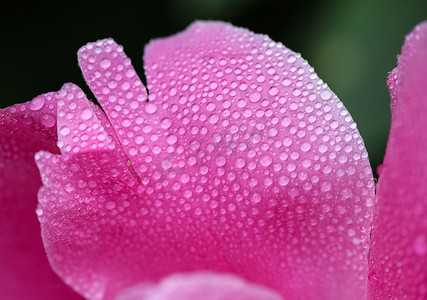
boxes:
[35,22,375,300]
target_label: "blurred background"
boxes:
[1,0,426,177]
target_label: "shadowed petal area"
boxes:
[42,21,375,300]
[0,93,82,299]
[37,83,137,300]
[116,272,284,300]
[369,21,427,299]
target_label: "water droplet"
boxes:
[80,107,93,120]
[35,208,43,216]
[106,201,116,210]
[282,78,291,87]
[40,113,55,128]
[145,103,157,114]
[236,158,246,168]
[300,142,311,152]
[228,203,236,211]
[321,181,332,192]
[249,92,261,103]
[318,144,328,153]
[216,156,226,167]
[260,156,272,167]
[60,126,71,136]
[251,193,262,204]
[287,54,296,63]
[169,87,177,96]
[167,135,177,145]
[269,87,279,96]
[279,176,289,186]
[209,114,219,124]
[281,117,291,127]
[29,96,45,111]
[320,89,332,100]
[160,118,172,129]
[100,58,111,69]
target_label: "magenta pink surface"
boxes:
[0,93,82,299]
[4,20,425,300]
[368,21,427,299]
[37,21,375,300]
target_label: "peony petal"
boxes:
[39,21,374,300]
[369,21,427,299]
[116,272,283,300]
[78,38,150,179]
[0,93,82,299]
[56,83,117,154]
[37,83,138,299]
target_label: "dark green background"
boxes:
[1,0,426,177]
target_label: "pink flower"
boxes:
[0,21,425,300]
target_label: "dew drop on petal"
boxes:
[40,113,56,128]
[29,96,45,111]
[249,92,261,103]
[100,58,111,69]
[269,87,279,96]
[145,103,157,114]
[260,156,272,167]
[80,108,93,120]
[160,118,172,129]
[59,126,71,136]
[320,89,332,100]
[251,192,262,204]
[216,156,226,167]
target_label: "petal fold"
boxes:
[369,21,427,299]
[0,93,82,299]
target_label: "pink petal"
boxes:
[41,21,374,300]
[0,93,82,299]
[116,272,283,300]
[78,38,149,178]
[37,83,138,299]
[369,21,427,299]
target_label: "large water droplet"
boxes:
[80,107,93,120]
[320,89,332,100]
[100,58,111,69]
[160,118,172,129]
[216,156,226,167]
[59,126,71,136]
[145,103,157,114]
[29,96,45,111]
[251,193,262,204]
[260,156,272,167]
